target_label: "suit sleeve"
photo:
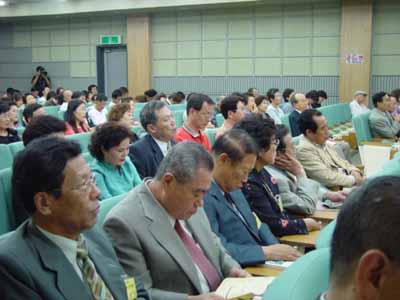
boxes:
[203,198,266,267]
[128,145,147,179]
[242,180,308,237]
[103,217,188,300]
[370,116,398,138]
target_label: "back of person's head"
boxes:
[176,91,185,101]
[23,103,42,124]
[275,124,290,153]
[56,86,64,96]
[12,136,81,215]
[212,128,258,163]
[94,94,108,102]
[255,95,267,107]
[135,94,147,103]
[317,90,328,99]
[112,89,123,100]
[46,91,57,101]
[88,84,97,92]
[155,92,167,100]
[390,89,400,102]
[0,101,10,116]
[169,93,181,104]
[22,115,66,146]
[108,102,131,122]
[267,88,279,101]
[140,100,167,132]
[305,90,318,101]
[89,122,133,161]
[6,87,14,96]
[119,86,129,95]
[144,89,158,99]
[230,92,247,105]
[247,87,257,97]
[283,88,295,102]
[71,91,82,99]
[13,92,23,103]
[372,91,388,108]
[220,95,243,119]
[330,176,400,289]
[186,93,215,115]
[155,141,213,184]
[298,109,322,135]
[234,114,276,151]
[65,99,85,126]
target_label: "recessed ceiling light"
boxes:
[0,1,7,7]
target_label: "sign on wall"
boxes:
[100,35,122,45]
[345,54,364,64]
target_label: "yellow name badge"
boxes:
[124,277,137,300]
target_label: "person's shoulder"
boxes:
[0,224,31,262]
[130,134,151,149]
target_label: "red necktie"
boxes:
[174,220,221,291]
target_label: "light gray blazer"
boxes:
[103,183,239,300]
[369,108,400,138]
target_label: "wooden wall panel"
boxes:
[127,15,151,96]
[339,0,373,103]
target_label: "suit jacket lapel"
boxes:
[140,184,203,294]
[27,222,92,300]
[146,135,164,164]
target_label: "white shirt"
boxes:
[88,106,108,126]
[144,180,210,294]
[60,102,69,112]
[267,105,284,124]
[350,100,370,117]
[152,136,169,157]
[36,225,83,280]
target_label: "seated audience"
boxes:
[244,93,257,114]
[109,89,123,108]
[87,94,108,127]
[44,91,58,106]
[154,92,167,102]
[236,115,321,237]
[1,136,149,300]
[13,92,24,108]
[369,91,400,139]
[37,86,50,105]
[166,92,183,105]
[247,87,259,97]
[7,101,19,129]
[321,176,400,300]
[317,90,328,106]
[90,122,141,200]
[108,102,134,129]
[64,100,90,135]
[255,95,270,119]
[204,129,301,266]
[175,93,214,152]
[388,93,400,122]
[144,89,157,101]
[0,102,20,144]
[23,93,37,106]
[391,88,400,117]
[281,88,295,114]
[349,90,369,117]
[104,142,247,300]
[215,95,245,140]
[297,110,364,188]
[22,103,45,126]
[268,125,347,215]
[87,84,97,101]
[119,86,129,98]
[22,115,66,146]
[306,90,320,109]
[266,88,284,124]
[129,101,176,179]
[289,93,309,137]
[59,89,72,112]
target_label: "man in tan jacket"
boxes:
[296,109,364,188]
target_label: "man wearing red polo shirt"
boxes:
[175,93,215,152]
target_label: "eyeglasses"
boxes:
[72,173,96,193]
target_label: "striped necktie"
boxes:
[77,240,114,300]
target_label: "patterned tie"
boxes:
[174,220,221,291]
[76,240,114,300]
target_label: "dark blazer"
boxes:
[0,220,149,300]
[129,134,176,179]
[203,181,279,267]
[289,110,301,137]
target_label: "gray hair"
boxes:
[155,141,214,184]
[140,100,167,132]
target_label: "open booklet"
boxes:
[264,260,293,270]
[215,277,274,300]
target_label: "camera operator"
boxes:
[31,66,51,96]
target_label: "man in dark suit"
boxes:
[129,101,177,179]
[204,129,301,267]
[0,136,149,300]
[288,93,309,137]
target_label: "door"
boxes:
[97,45,127,99]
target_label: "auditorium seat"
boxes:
[0,145,13,171]
[352,111,372,144]
[0,168,14,235]
[97,193,127,224]
[281,115,291,135]
[43,105,60,119]
[205,128,219,146]
[264,247,330,300]
[65,132,92,153]
[316,220,336,249]
[216,114,224,127]
[173,110,184,128]
[168,103,186,111]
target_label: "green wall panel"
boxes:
[228,40,252,58]
[177,59,201,76]
[228,58,252,76]
[177,41,201,59]
[203,41,226,58]
[255,39,281,57]
[202,59,226,76]
[255,58,281,76]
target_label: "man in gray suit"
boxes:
[104,141,247,300]
[369,91,400,139]
[0,137,149,300]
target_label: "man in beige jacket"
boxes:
[296,109,364,188]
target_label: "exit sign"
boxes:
[100,35,122,45]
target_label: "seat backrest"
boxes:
[43,105,61,118]
[173,110,184,128]
[205,128,219,146]
[57,110,66,120]
[169,103,186,111]
[0,168,15,235]
[264,247,331,300]
[216,114,224,127]
[0,144,13,171]
[98,193,127,225]
[65,132,92,153]
[8,141,25,157]
[316,220,336,249]
[352,111,372,144]
[281,115,291,135]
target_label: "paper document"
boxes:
[264,260,293,270]
[215,277,274,299]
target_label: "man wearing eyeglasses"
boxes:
[0,136,149,300]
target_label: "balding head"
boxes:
[63,90,73,102]
[290,93,309,112]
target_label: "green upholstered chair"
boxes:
[205,128,219,146]
[316,220,337,249]
[292,136,300,146]
[373,151,400,177]
[82,152,95,164]
[57,110,66,120]
[216,114,224,127]
[281,114,291,135]
[169,103,186,111]
[0,144,13,171]
[341,103,352,122]
[0,168,15,235]
[98,193,127,225]
[264,247,331,300]
[8,141,24,157]
[43,105,61,119]
[352,111,372,144]
[16,127,25,136]
[66,132,92,153]
[173,110,184,128]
